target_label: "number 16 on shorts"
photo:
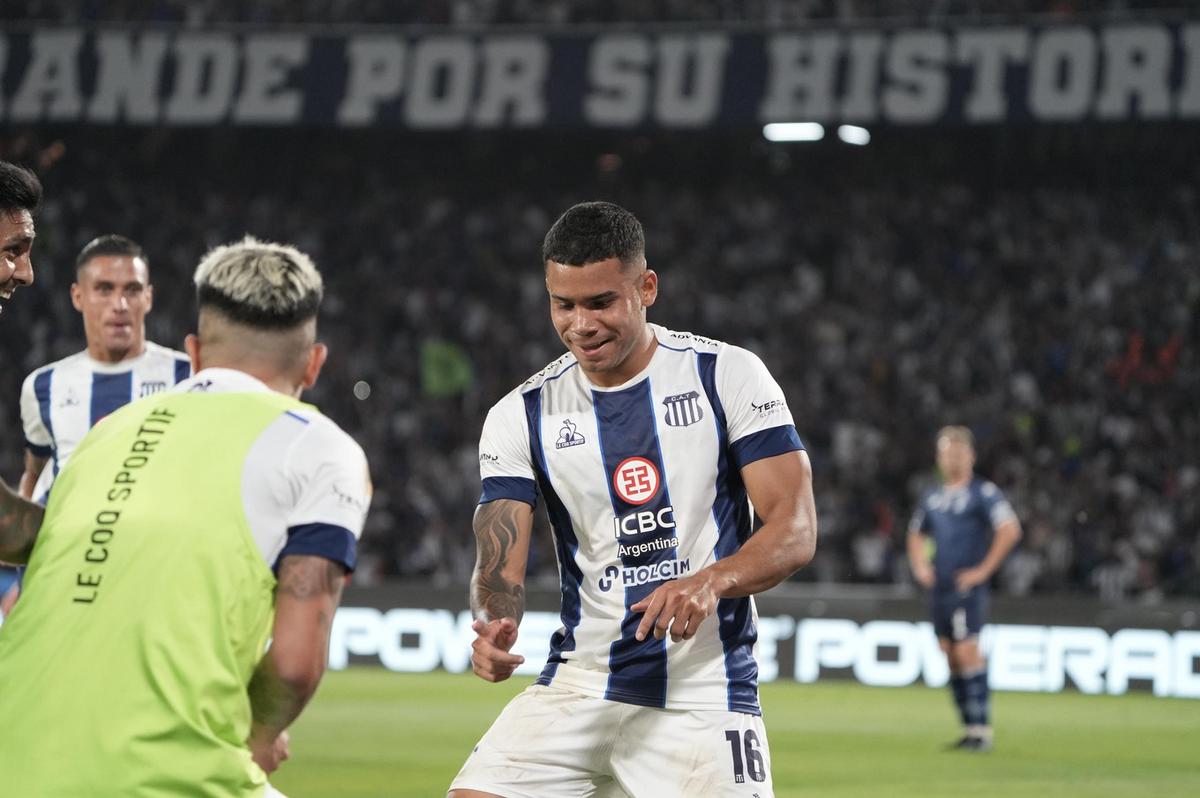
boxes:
[725,729,767,784]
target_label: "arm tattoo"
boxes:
[471,501,526,624]
[247,656,300,731]
[249,556,345,735]
[0,482,43,564]
[277,555,346,602]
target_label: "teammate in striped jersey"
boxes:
[0,160,41,317]
[907,426,1022,752]
[450,202,818,798]
[4,235,189,617]
[18,235,191,504]
[0,161,43,616]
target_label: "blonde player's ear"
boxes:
[301,342,328,391]
[184,333,202,374]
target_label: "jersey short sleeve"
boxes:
[979,481,1017,528]
[478,390,537,507]
[273,415,371,572]
[716,344,804,469]
[908,497,930,534]
[20,370,52,456]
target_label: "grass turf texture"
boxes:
[272,668,1198,797]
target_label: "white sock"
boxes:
[967,725,992,741]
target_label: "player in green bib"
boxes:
[0,236,371,797]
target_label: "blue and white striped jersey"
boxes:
[479,324,804,715]
[20,342,191,502]
[909,477,1017,591]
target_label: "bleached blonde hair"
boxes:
[194,236,323,328]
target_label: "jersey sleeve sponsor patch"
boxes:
[478,391,536,506]
[715,344,802,449]
[284,418,371,538]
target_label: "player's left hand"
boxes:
[631,573,719,643]
[954,566,989,592]
[249,729,290,774]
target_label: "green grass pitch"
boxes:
[271,668,1198,797]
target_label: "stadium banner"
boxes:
[0,21,1198,128]
[328,585,1200,698]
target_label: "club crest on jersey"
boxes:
[662,390,704,428]
[555,418,586,450]
[613,456,659,505]
[56,388,81,409]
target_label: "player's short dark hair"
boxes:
[76,234,147,274]
[542,201,645,268]
[0,161,42,214]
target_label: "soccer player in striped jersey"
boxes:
[0,160,41,317]
[4,235,190,616]
[0,160,43,615]
[19,235,192,504]
[0,237,369,795]
[907,426,1022,753]
[449,202,818,798]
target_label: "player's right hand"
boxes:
[913,563,935,589]
[470,617,525,683]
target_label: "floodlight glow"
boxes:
[763,122,825,142]
[837,125,871,146]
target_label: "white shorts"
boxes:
[449,684,774,798]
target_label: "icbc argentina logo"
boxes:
[613,456,659,505]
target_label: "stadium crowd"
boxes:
[2,0,1188,25]
[0,127,1195,603]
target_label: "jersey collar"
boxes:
[174,367,273,395]
[83,343,156,374]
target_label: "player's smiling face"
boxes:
[0,208,36,315]
[72,255,153,363]
[546,256,658,387]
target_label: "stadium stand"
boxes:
[1,122,1195,602]
[1,0,1192,25]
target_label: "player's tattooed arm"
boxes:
[248,555,346,750]
[276,554,346,603]
[0,479,43,564]
[470,499,533,624]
